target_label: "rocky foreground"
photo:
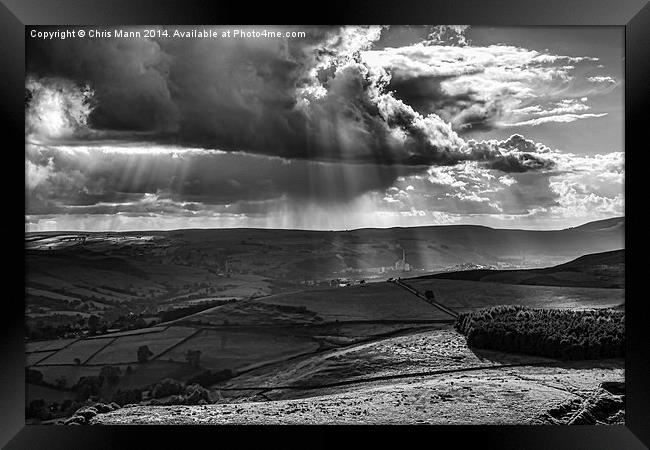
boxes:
[87,366,624,425]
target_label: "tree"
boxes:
[112,388,142,406]
[73,376,102,401]
[73,358,81,366]
[137,345,154,363]
[152,378,184,399]
[26,368,44,384]
[99,366,122,386]
[88,315,100,333]
[54,377,67,390]
[185,350,201,368]
[184,384,212,405]
[61,399,73,413]
[27,399,51,420]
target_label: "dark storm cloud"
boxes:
[27,34,179,133]
[25,26,557,172]
[26,26,416,162]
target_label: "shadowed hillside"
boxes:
[414,249,624,289]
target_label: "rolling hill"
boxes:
[26,216,624,279]
[24,217,624,338]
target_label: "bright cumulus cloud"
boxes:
[25,25,623,231]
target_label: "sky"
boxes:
[25,25,624,232]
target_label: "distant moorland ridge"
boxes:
[26,217,624,276]
[413,249,624,289]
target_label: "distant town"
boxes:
[305,250,521,287]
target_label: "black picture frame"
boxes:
[1,0,647,448]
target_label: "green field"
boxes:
[406,278,624,312]
[182,299,322,326]
[165,329,320,372]
[26,351,57,366]
[37,338,115,365]
[86,326,197,365]
[26,338,78,353]
[256,283,456,322]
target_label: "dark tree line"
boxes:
[455,305,624,360]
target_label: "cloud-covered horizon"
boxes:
[25,25,624,231]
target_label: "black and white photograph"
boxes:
[24,24,626,426]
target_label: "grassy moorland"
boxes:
[404,278,624,312]
[23,219,625,425]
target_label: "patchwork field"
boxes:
[165,329,320,372]
[26,267,625,414]
[24,231,625,425]
[86,327,198,365]
[26,351,57,366]
[255,283,456,322]
[25,219,624,338]
[37,338,115,365]
[180,299,323,326]
[26,338,78,353]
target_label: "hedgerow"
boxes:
[455,305,624,360]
